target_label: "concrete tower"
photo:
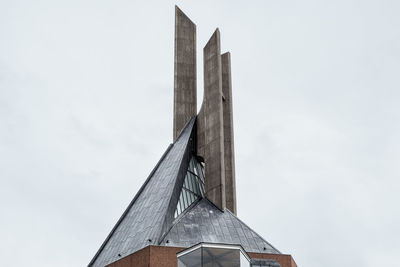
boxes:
[174,8,237,214]
[173,6,197,141]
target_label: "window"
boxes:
[174,156,205,218]
[178,243,251,267]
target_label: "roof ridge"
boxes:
[174,116,196,141]
[156,118,196,243]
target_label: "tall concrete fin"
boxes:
[197,29,226,211]
[174,6,197,141]
[221,52,237,214]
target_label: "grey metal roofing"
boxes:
[89,118,196,267]
[160,198,280,254]
[89,116,280,267]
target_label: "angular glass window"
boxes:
[174,155,205,218]
[177,243,251,267]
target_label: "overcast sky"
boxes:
[1,1,399,266]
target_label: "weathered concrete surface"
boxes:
[197,29,226,211]
[221,52,237,214]
[173,6,197,141]
[173,7,236,214]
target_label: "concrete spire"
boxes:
[197,29,226,212]
[222,52,237,214]
[173,6,197,141]
[173,7,237,214]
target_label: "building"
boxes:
[88,6,298,267]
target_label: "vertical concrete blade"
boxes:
[198,29,226,211]
[222,52,237,214]
[174,6,197,141]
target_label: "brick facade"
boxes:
[106,245,297,267]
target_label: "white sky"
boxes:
[1,1,399,266]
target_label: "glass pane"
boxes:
[191,174,200,195]
[186,190,192,204]
[177,196,182,215]
[178,247,201,267]
[184,174,189,189]
[187,173,194,192]
[174,155,207,220]
[189,191,196,204]
[180,197,185,211]
[184,190,190,208]
[197,177,204,196]
[199,181,204,196]
[190,176,199,195]
[187,190,193,206]
[190,158,197,173]
[191,159,198,175]
[180,193,185,211]
[181,191,186,210]
[202,247,241,267]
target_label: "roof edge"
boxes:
[157,117,196,243]
[224,208,281,254]
[88,143,174,267]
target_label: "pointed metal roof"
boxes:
[89,118,196,267]
[89,117,281,267]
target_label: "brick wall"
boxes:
[106,245,297,267]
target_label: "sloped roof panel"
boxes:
[89,118,196,267]
[160,198,280,254]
